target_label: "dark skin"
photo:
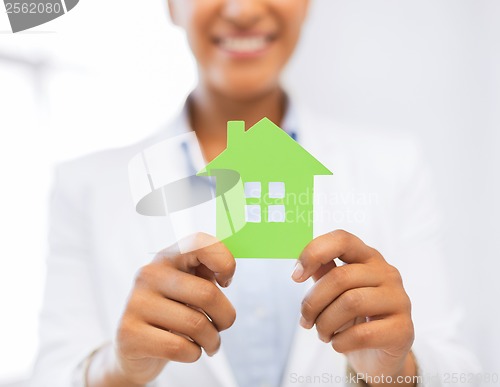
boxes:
[188,84,287,161]
[86,1,416,386]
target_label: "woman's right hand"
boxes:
[87,233,236,387]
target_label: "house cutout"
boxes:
[198,118,332,258]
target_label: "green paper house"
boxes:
[198,118,332,258]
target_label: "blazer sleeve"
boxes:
[30,162,108,387]
[392,139,482,386]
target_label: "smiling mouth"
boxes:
[214,34,276,55]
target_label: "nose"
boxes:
[221,0,264,29]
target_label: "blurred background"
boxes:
[0,0,498,385]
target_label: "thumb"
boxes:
[159,232,236,288]
[292,230,370,283]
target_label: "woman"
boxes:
[31,1,480,386]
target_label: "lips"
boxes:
[214,34,276,56]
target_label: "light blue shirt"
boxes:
[221,259,307,387]
[181,102,308,387]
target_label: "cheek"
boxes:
[179,3,217,62]
[189,32,212,64]
[274,0,308,38]
[185,25,215,71]
[270,26,302,73]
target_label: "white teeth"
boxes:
[219,36,268,53]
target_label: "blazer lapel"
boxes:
[203,345,239,387]
[280,318,326,387]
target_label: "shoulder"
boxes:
[300,109,425,179]
[305,109,421,153]
[53,118,182,189]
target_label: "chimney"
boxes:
[227,121,245,148]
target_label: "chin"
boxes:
[217,73,280,101]
[224,85,275,102]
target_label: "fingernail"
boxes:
[319,336,329,343]
[299,316,312,329]
[224,278,232,287]
[292,261,304,282]
[207,347,219,357]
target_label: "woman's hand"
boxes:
[292,230,416,386]
[87,233,236,387]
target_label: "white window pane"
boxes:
[244,182,261,198]
[268,205,285,222]
[245,205,261,223]
[268,182,285,198]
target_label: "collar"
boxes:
[177,93,300,136]
[176,93,300,172]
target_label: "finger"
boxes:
[315,287,409,342]
[292,230,382,283]
[300,264,383,328]
[195,264,217,284]
[158,268,236,331]
[143,295,221,356]
[159,233,236,288]
[311,259,337,282]
[330,315,414,354]
[118,320,202,363]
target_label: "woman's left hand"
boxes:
[292,230,416,385]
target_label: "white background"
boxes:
[0,0,499,384]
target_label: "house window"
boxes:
[244,183,262,223]
[268,205,286,222]
[245,205,261,223]
[268,182,285,198]
[243,181,286,223]
[244,182,261,198]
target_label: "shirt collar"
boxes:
[176,93,300,173]
[177,93,299,139]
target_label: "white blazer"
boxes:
[30,103,481,387]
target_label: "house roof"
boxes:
[198,117,332,177]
